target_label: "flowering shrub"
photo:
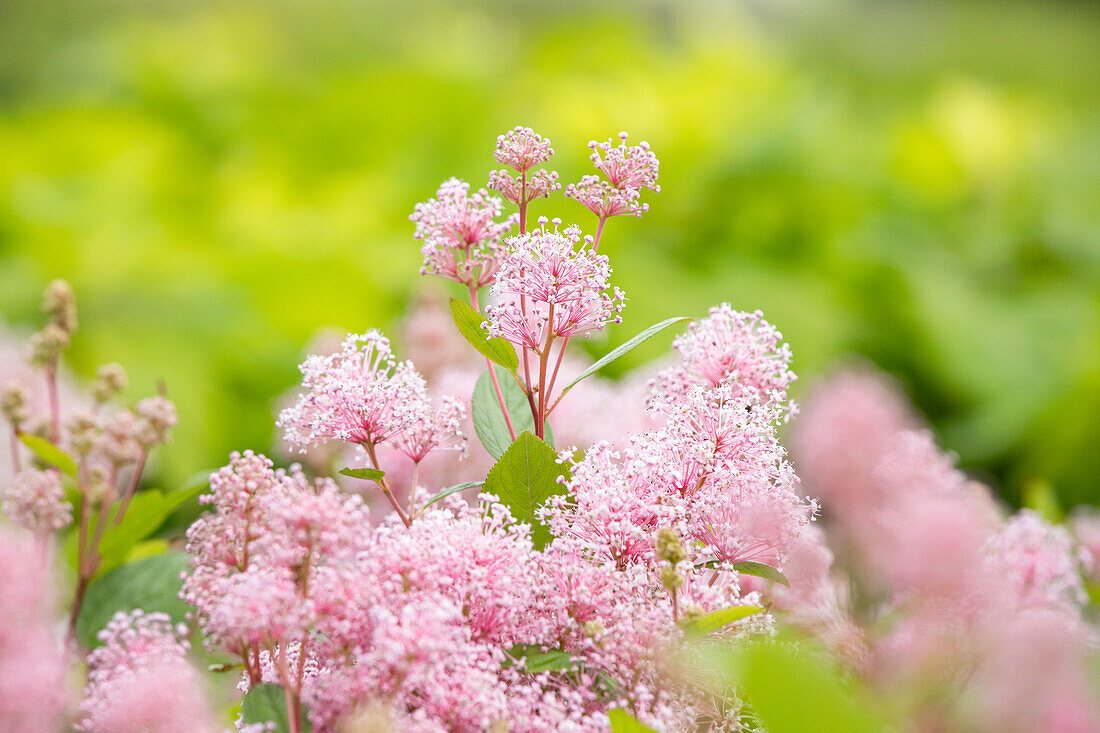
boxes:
[1,127,1099,732]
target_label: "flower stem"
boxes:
[468,286,517,442]
[363,442,411,528]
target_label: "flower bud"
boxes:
[91,363,128,403]
[42,279,77,333]
[655,527,686,565]
[0,379,30,429]
[29,323,70,368]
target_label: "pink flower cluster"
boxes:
[411,178,517,288]
[484,221,626,352]
[77,610,217,733]
[2,467,71,536]
[488,126,561,207]
[792,367,1100,731]
[565,132,660,219]
[277,330,465,459]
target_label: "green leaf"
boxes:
[737,640,888,732]
[450,298,519,372]
[178,468,215,494]
[733,561,790,588]
[608,709,658,732]
[98,491,174,573]
[506,644,577,673]
[241,683,312,733]
[19,434,77,477]
[74,551,191,648]
[482,432,568,550]
[472,366,552,458]
[1022,478,1064,524]
[681,605,764,638]
[559,316,691,396]
[339,466,385,482]
[421,481,483,510]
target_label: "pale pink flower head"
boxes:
[984,510,1089,612]
[565,132,660,219]
[78,610,217,733]
[1070,508,1100,583]
[411,178,517,288]
[278,331,433,449]
[493,126,555,173]
[0,528,69,732]
[3,467,72,535]
[649,305,795,415]
[484,220,626,352]
[588,132,660,192]
[393,394,467,463]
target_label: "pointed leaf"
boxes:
[733,561,790,588]
[559,316,691,395]
[482,432,568,549]
[339,466,385,482]
[472,366,552,458]
[507,644,576,673]
[681,605,764,638]
[450,298,519,372]
[75,551,191,648]
[608,709,659,732]
[19,434,77,477]
[422,481,484,510]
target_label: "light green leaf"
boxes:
[98,491,173,573]
[450,298,519,372]
[74,551,191,648]
[241,683,312,733]
[1022,478,1064,524]
[19,434,77,477]
[472,366,551,458]
[507,644,576,673]
[608,709,658,732]
[681,605,764,638]
[421,481,483,510]
[559,316,691,396]
[339,466,385,482]
[733,561,790,588]
[482,432,568,550]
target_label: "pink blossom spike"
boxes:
[3,467,72,535]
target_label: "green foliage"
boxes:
[506,644,576,673]
[19,434,77,477]
[63,483,205,578]
[241,683,312,733]
[680,605,763,639]
[732,562,790,588]
[449,298,518,373]
[471,366,552,458]
[74,551,191,649]
[482,431,569,550]
[608,709,658,732]
[733,640,889,733]
[559,316,692,396]
[338,466,385,482]
[420,480,483,510]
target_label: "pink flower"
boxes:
[484,221,625,352]
[0,528,69,732]
[649,305,795,414]
[78,610,217,733]
[277,331,435,450]
[411,178,517,288]
[565,132,660,219]
[984,510,1089,612]
[3,467,72,535]
[488,126,561,207]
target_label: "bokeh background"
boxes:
[1,0,1097,506]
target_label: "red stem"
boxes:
[111,452,147,528]
[468,286,517,442]
[45,362,60,444]
[363,442,411,527]
[9,430,20,475]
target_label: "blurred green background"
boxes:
[0,0,1097,506]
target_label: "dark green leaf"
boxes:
[19,434,77,477]
[482,432,568,549]
[681,605,764,638]
[421,481,483,510]
[733,561,790,588]
[241,683,312,733]
[608,709,658,732]
[472,366,552,458]
[450,298,519,372]
[339,466,385,482]
[75,551,191,648]
[559,316,691,396]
